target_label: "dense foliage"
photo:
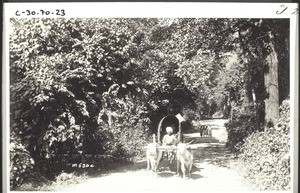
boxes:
[238,99,290,190]
[223,19,289,150]
[10,132,35,188]
[9,19,159,180]
[9,18,290,190]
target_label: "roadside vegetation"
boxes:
[236,99,290,190]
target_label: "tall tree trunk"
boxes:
[264,33,279,127]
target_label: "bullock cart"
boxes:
[145,114,186,172]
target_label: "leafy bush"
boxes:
[50,172,88,191]
[55,172,87,184]
[14,171,51,191]
[97,84,151,160]
[16,171,88,191]
[237,99,290,190]
[225,102,264,151]
[10,132,35,189]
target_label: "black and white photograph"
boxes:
[2,2,298,193]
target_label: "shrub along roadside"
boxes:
[10,132,35,189]
[15,172,88,191]
[237,99,290,190]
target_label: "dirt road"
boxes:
[59,133,253,192]
[61,146,251,192]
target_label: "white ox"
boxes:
[176,141,194,178]
[146,142,163,175]
[146,134,163,175]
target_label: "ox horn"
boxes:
[152,134,156,143]
[186,139,194,145]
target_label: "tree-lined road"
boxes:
[9,18,289,190]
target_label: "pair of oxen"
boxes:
[145,136,194,179]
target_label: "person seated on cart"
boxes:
[162,126,178,163]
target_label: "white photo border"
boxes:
[2,2,299,193]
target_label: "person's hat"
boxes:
[166,126,173,133]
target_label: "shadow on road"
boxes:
[191,173,203,180]
[183,129,235,169]
[185,136,221,143]
[158,172,174,178]
[157,166,203,180]
[194,146,236,168]
[87,161,147,178]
